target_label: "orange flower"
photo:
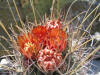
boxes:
[31,26,47,48]
[37,48,62,72]
[32,26,47,40]
[17,32,40,60]
[46,28,68,52]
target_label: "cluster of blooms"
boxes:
[17,19,68,72]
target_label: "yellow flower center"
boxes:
[24,42,34,52]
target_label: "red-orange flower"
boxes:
[31,26,47,46]
[32,26,47,39]
[37,48,62,72]
[17,32,40,60]
[46,28,68,52]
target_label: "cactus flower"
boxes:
[45,19,62,29]
[17,32,40,60]
[46,28,68,52]
[37,48,62,72]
